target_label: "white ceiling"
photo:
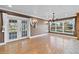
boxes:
[0,5,79,20]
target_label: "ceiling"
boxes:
[0,5,79,20]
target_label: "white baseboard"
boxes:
[30,33,48,38]
[7,36,28,43]
[0,43,6,46]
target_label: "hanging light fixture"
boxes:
[52,12,55,22]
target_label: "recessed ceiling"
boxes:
[0,5,79,20]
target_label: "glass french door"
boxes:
[9,20,17,40]
[2,13,29,44]
[21,20,27,37]
[8,19,28,42]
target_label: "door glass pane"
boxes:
[50,22,55,32]
[9,20,17,39]
[56,22,63,32]
[21,20,27,37]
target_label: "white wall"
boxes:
[31,18,48,36]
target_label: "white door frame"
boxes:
[1,13,9,45]
[1,13,31,44]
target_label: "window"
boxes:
[56,22,63,32]
[49,18,75,35]
[50,22,55,32]
[64,19,75,34]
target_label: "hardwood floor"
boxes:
[0,33,79,54]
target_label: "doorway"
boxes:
[2,13,30,44]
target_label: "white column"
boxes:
[62,21,65,33]
[17,19,21,39]
[55,22,57,32]
[72,19,75,34]
[27,18,31,38]
[49,22,51,32]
